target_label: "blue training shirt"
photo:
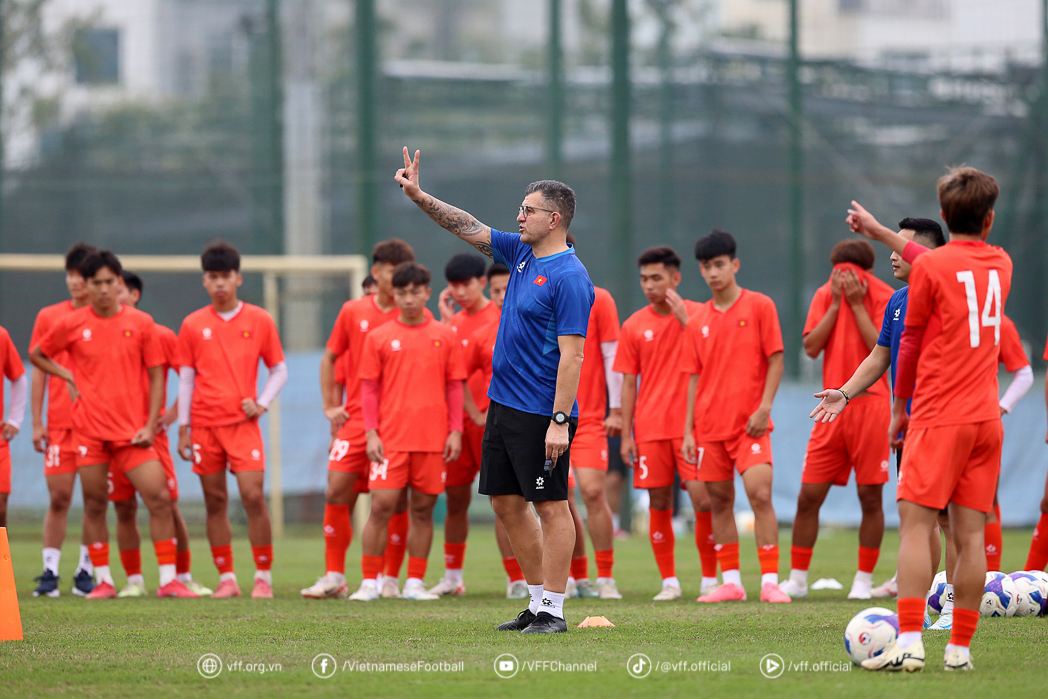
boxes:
[876,286,911,414]
[487,228,595,418]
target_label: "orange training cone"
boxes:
[577,616,615,628]
[0,527,24,641]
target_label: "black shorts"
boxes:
[479,401,577,502]
[897,447,949,516]
[606,435,629,476]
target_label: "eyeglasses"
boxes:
[519,205,557,218]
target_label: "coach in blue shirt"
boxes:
[396,148,595,634]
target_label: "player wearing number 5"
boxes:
[845,168,1011,672]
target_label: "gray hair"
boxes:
[525,180,576,230]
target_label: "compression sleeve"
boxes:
[178,367,195,426]
[5,374,28,430]
[256,361,288,409]
[1000,365,1034,414]
[602,340,623,409]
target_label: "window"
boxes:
[73,28,121,85]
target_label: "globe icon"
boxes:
[198,654,222,678]
[202,658,218,674]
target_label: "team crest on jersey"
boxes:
[701,325,710,338]
[391,339,402,352]
[202,328,213,339]
[739,320,748,327]
[434,340,442,347]
[124,330,132,338]
[534,275,548,286]
[82,329,92,341]
[242,331,251,339]
[643,329,654,342]
[360,319,369,332]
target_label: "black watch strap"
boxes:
[552,411,569,425]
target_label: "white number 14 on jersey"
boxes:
[956,269,1002,348]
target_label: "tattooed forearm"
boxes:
[414,192,493,258]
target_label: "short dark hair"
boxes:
[694,229,737,262]
[486,263,510,280]
[372,239,415,266]
[202,240,240,272]
[392,262,431,289]
[898,217,946,249]
[565,232,576,246]
[362,274,377,289]
[122,270,144,297]
[637,246,681,270]
[937,166,1000,235]
[525,180,576,229]
[830,239,876,270]
[445,253,487,282]
[80,250,122,279]
[65,242,96,273]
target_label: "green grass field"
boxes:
[1,522,1045,697]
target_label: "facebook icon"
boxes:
[312,653,337,679]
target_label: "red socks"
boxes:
[252,545,273,571]
[791,545,813,571]
[985,521,1003,572]
[444,542,466,571]
[858,546,880,575]
[384,511,409,577]
[89,542,110,568]
[407,556,427,581]
[154,538,177,567]
[649,509,676,579]
[694,511,717,578]
[950,607,980,648]
[324,504,352,574]
[898,597,926,634]
[757,545,779,575]
[570,555,588,580]
[176,549,191,576]
[211,544,234,575]
[119,548,142,577]
[1025,513,1048,571]
[361,554,383,581]
[502,557,525,582]
[717,542,740,573]
[595,549,614,579]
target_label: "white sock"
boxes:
[596,577,613,585]
[445,568,463,586]
[662,576,680,589]
[528,584,544,614]
[127,573,145,586]
[377,572,384,585]
[567,576,576,585]
[405,577,423,588]
[159,565,176,587]
[701,576,719,589]
[761,572,778,586]
[254,570,272,585]
[897,631,922,649]
[325,571,346,584]
[177,572,193,583]
[361,577,378,590]
[220,572,238,583]
[944,643,970,660]
[43,547,61,576]
[77,545,93,574]
[854,570,873,585]
[541,590,566,619]
[789,568,809,586]
[942,584,955,614]
[722,569,742,587]
[508,576,525,585]
[95,565,114,586]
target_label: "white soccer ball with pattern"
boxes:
[926,570,949,615]
[1009,572,1048,617]
[981,571,1019,618]
[844,607,899,666]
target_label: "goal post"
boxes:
[0,253,369,538]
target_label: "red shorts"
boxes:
[109,431,179,502]
[191,421,265,476]
[568,465,576,489]
[0,443,10,494]
[695,431,774,482]
[898,420,1002,513]
[45,428,79,476]
[803,395,890,487]
[571,419,609,472]
[76,434,158,478]
[446,419,484,488]
[368,452,446,495]
[327,424,370,493]
[634,439,696,489]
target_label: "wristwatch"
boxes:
[552,411,569,425]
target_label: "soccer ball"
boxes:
[844,607,899,665]
[981,571,1019,617]
[926,570,948,614]
[1009,572,1048,617]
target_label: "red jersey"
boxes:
[904,240,1012,429]
[326,295,432,432]
[153,324,180,411]
[803,264,894,397]
[29,300,78,430]
[449,301,501,417]
[0,325,26,421]
[998,316,1028,372]
[577,287,620,425]
[466,321,498,413]
[359,319,467,452]
[178,303,285,428]
[38,305,163,441]
[683,289,784,442]
[613,300,700,442]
